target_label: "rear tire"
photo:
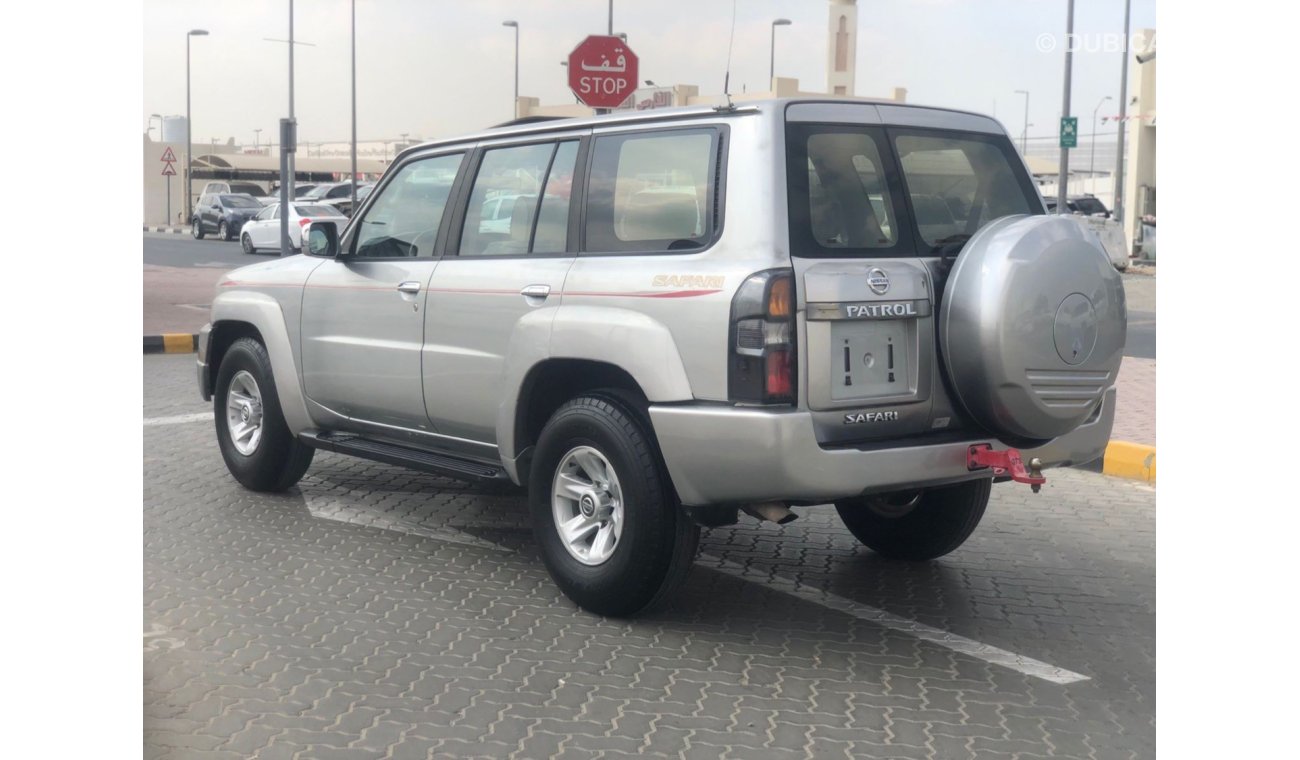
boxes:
[834,479,991,560]
[213,337,314,492]
[529,394,698,617]
[241,234,256,255]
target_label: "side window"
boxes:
[584,129,718,253]
[254,206,271,221]
[457,142,555,257]
[270,205,280,220]
[531,142,579,254]
[354,153,464,259]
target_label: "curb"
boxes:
[1079,440,1156,483]
[144,334,199,354]
[144,226,186,234]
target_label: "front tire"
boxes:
[241,233,256,255]
[834,479,991,561]
[191,218,205,239]
[213,337,313,492]
[218,221,232,241]
[529,394,699,617]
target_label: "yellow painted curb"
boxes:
[162,334,195,353]
[1103,440,1156,483]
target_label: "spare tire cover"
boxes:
[938,215,1126,443]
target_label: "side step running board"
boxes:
[299,430,512,484]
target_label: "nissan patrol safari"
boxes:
[198,99,1125,617]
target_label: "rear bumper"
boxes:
[649,387,1116,506]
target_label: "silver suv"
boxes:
[198,99,1125,617]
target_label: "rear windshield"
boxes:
[786,124,1039,257]
[220,194,262,208]
[294,204,337,217]
[230,183,266,196]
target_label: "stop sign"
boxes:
[568,35,639,109]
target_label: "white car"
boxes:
[239,203,349,254]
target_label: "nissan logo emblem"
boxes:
[867,268,890,296]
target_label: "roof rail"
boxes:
[490,115,573,129]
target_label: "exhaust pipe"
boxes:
[742,502,797,525]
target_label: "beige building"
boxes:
[1122,29,1156,254]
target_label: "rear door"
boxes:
[784,103,1040,445]
[421,136,585,446]
[299,150,467,434]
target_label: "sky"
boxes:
[143,0,1156,147]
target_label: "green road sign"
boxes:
[1060,116,1078,149]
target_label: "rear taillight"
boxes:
[298,218,313,229]
[728,269,796,404]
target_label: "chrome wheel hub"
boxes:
[551,446,623,566]
[225,370,264,456]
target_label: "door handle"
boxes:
[520,284,551,300]
[396,281,421,294]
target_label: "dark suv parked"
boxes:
[191,193,265,241]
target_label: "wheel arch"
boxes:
[496,305,695,484]
[205,291,312,433]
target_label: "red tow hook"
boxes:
[967,445,1046,493]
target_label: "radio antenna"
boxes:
[721,0,737,109]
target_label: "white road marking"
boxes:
[144,412,214,426]
[297,477,514,553]
[697,553,1090,685]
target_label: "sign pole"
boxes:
[166,174,172,225]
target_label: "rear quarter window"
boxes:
[583,128,721,254]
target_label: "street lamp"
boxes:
[502,20,518,118]
[1090,95,1112,179]
[770,19,791,85]
[1014,89,1030,155]
[254,128,262,149]
[185,29,208,227]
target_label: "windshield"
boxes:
[220,195,262,209]
[299,185,333,199]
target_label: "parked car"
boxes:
[199,98,1124,617]
[1044,194,1110,218]
[298,181,363,203]
[200,181,275,206]
[293,184,318,198]
[317,183,376,218]
[191,193,265,240]
[238,203,349,254]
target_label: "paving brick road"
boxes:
[144,354,1154,759]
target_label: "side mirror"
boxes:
[306,221,340,257]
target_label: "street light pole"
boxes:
[1090,95,1112,179]
[769,19,791,85]
[502,20,519,119]
[1014,89,1029,155]
[1113,0,1132,225]
[350,0,357,210]
[1055,0,1076,215]
[254,128,262,149]
[185,29,208,229]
